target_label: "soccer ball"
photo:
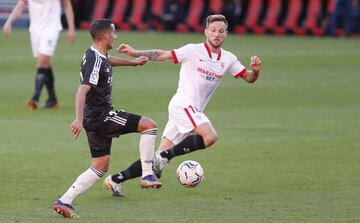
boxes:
[176,160,204,188]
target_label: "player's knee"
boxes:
[146,118,157,129]
[92,159,109,173]
[37,60,51,68]
[138,117,157,132]
[37,54,51,67]
[203,133,218,147]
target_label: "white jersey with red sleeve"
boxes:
[170,42,247,111]
[22,0,63,33]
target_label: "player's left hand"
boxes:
[67,29,76,44]
[250,56,262,73]
[133,56,149,66]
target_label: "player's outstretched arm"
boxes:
[117,44,173,62]
[109,55,149,67]
[62,0,76,44]
[70,84,90,139]
[2,1,25,36]
[242,56,262,83]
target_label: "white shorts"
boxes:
[30,31,60,57]
[162,103,210,144]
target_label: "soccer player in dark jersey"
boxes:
[53,19,161,218]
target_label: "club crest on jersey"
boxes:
[221,62,225,69]
[90,71,99,85]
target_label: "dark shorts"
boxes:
[84,110,141,158]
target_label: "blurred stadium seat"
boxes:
[1,0,359,37]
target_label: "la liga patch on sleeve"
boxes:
[90,72,99,85]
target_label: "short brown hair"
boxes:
[205,14,228,28]
[90,19,113,40]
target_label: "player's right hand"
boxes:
[117,44,135,56]
[3,23,12,36]
[70,119,82,139]
[67,28,76,44]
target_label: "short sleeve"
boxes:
[227,56,247,79]
[80,55,102,87]
[171,44,196,64]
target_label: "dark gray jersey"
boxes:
[80,47,113,118]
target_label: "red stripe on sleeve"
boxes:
[234,68,247,79]
[171,50,178,64]
[184,108,197,128]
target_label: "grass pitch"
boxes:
[0,30,359,223]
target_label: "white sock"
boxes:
[139,128,157,177]
[59,167,105,204]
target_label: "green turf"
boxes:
[0,30,359,223]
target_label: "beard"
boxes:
[208,39,223,49]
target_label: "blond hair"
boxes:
[205,14,228,28]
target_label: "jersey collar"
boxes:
[204,42,221,61]
[91,46,107,59]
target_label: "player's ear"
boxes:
[103,32,109,40]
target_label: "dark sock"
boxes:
[45,67,57,102]
[160,134,206,161]
[112,159,142,184]
[110,135,206,184]
[31,68,47,101]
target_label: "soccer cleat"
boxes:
[41,100,59,109]
[103,175,124,197]
[53,199,77,218]
[140,174,162,189]
[152,152,168,178]
[26,99,38,110]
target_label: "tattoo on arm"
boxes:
[134,50,162,60]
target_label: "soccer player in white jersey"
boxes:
[3,0,76,109]
[101,14,262,195]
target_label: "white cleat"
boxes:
[152,152,169,178]
[103,175,124,197]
